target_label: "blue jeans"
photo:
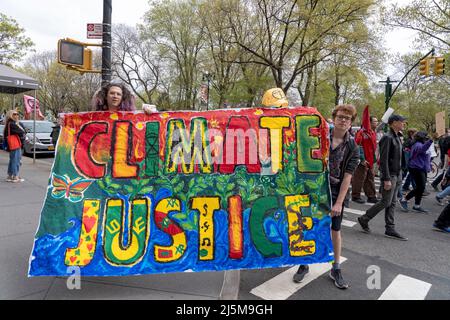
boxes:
[7,149,22,177]
[437,185,450,199]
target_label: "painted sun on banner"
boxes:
[29,106,333,276]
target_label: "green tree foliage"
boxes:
[382,0,450,50]
[141,0,205,110]
[385,52,450,132]
[21,51,101,118]
[0,13,34,65]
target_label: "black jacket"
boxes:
[339,136,360,181]
[379,128,403,181]
[330,131,360,204]
[4,120,26,151]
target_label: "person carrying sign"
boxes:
[293,104,359,289]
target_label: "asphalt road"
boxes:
[239,177,450,300]
[21,154,450,300]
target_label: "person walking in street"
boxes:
[351,107,378,204]
[398,131,433,213]
[357,114,408,240]
[293,104,359,289]
[436,174,450,205]
[435,145,450,205]
[433,202,450,233]
[431,132,450,191]
[401,128,418,192]
[3,109,26,183]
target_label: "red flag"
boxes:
[355,105,377,167]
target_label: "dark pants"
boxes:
[402,170,416,190]
[361,174,401,232]
[351,163,376,199]
[431,171,445,189]
[435,203,450,228]
[405,168,427,206]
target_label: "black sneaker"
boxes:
[412,206,429,213]
[357,217,371,233]
[329,268,349,289]
[367,197,379,204]
[293,265,309,283]
[352,197,366,204]
[385,230,408,241]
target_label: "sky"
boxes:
[1,0,418,78]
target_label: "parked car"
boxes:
[19,120,55,155]
[0,124,4,150]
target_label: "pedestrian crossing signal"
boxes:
[57,38,101,74]
[58,39,84,67]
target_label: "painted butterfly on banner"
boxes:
[51,174,93,202]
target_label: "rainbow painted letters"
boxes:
[29,107,333,276]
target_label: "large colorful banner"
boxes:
[29,107,333,276]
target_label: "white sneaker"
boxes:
[6,176,13,182]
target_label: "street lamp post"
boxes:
[102,0,112,86]
[202,72,213,110]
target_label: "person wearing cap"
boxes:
[398,131,433,213]
[358,114,408,241]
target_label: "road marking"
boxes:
[344,208,365,216]
[250,257,347,300]
[342,220,356,227]
[378,274,431,300]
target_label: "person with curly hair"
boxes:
[91,82,136,111]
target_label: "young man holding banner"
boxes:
[293,104,359,289]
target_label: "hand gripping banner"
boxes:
[29,107,333,276]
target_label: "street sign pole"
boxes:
[102,0,112,86]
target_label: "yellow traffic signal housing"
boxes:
[57,38,101,74]
[419,58,430,76]
[434,57,445,75]
[58,39,85,67]
[83,48,93,71]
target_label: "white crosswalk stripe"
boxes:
[248,261,433,300]
[250,258,348,300]
[342,220,357,227]
[344,208,365,216]
[378,274,432,300]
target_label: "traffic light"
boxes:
[57,38,100,73]
[434,57,445,75]
[58,39,85,67]
[418,58,430,76]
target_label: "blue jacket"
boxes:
[408,140,433,172]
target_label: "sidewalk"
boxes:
[0,150,239,300]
